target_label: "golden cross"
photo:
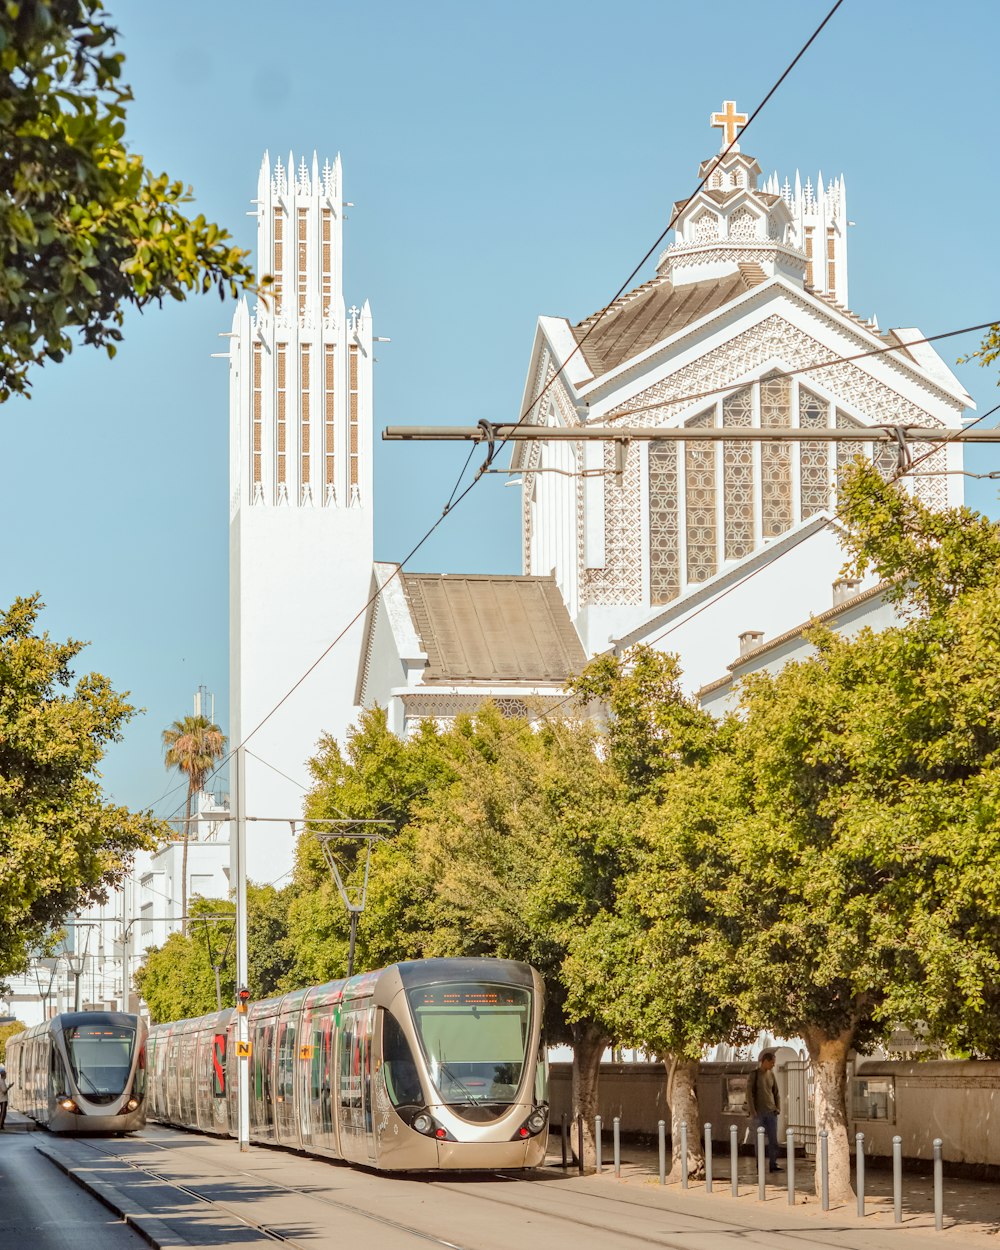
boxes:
[710,100,748,148]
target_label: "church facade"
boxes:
[229,110,973,876]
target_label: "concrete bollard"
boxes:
[819,1130,829,1212]
[705,1122,713,1193]
[856,1131,865,1218]
[613,1116,621,1178]
[658,1120,666,1186]
[681,1122,689,1189]
[933,1138,943,1231]
[757,1125,766,1200]
[730,1123,738,1198]
[892,1135,902,1224]
[786,1128,795,1204]
[595,1115,602,1173]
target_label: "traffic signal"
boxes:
[236,986,251,1013]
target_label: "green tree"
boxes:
[135,886,293,1022]
[0,0,256,400]
[0,1020,27,1062]
[0,595,161,978]
[161,715,226,936]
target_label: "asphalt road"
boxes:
[0,1128,146,1249]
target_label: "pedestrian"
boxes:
[746,1050,781,1173]
[0,1064,11,1129]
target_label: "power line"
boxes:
[152,1,846,823]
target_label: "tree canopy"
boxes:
[0,595,162,977]
[0,0,255,400]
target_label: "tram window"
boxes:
[65,1022,135,1104]
[407,983,531,1104]
[382,1011,423,1108]
[339,1011,362,1130]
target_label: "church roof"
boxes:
[571,268,766,379]
[400,573,586,684]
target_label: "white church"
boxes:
[228,107,971,879]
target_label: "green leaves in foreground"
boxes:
[0,0,256,400]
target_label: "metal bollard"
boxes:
[595,1115,602,1173]
[933,1138,943,1231]
[577,1114,584,1175]
[613,1116,621,1177]
[819,1130,829,1212]
[681,1121,689,1189]
[705,1122,713,1193]
[561,1113,568,1171]
[892,1135,902,1224]
[730,1123,738,1197]
[856,1131,865,1218]
[786,1128,795,1204]
[658,1120,666,1186]
[757,1125,766,1200]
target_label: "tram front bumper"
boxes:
[436,1137,541,1170]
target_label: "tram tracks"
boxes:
[75,1130,892,1250]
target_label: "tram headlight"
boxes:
[59,1098,78,1112]
[512,1106,548,1139]
[126,1097,140,1110]
[412,1112,433,1135]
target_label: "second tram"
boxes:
[7,1011,147,1133]
[147,957,548,1170]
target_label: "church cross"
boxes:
[711,100,748,148]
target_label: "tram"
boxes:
[147,957,548,1170]
[6,1011,147,1133]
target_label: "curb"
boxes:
[34,1139,188,1248]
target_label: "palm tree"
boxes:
[162,715,227,936]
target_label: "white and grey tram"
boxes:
[147,958,549,1171]
[7,1011,147,1133]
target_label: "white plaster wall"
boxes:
[230,503,372,880]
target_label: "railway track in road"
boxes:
[75,1128,885,1250]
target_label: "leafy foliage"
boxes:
[0,0,256,399]
[0,1019,27,1062]
[0,595,162,978]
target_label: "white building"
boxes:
[228,153,375,878]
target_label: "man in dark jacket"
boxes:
[746,1051,781,1172]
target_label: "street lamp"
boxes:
[31,957,60,1020]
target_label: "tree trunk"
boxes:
[181,786,193,937]
[805,1026,855,1205]
[667,1055,704,1180]
[570,1021,608,1171]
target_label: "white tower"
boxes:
[229,151,374,877]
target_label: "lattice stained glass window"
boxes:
[685,410,717,584]
[649,442,680,605]
[799,387,831,517]
[836,408,866,485]
[760,372,793,537]
[723,387,753,560]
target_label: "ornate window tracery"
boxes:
[723,387,754,560]
[799,387,830,517]
[760,372,793,537]
[693,210,719,241]
[685,410,717,584]
[729,208,757,240]
[649,443,680,605]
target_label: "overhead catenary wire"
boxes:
[152,0,848,824]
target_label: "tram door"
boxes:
[338,1004,376,1164]
[296,1000,314,1148]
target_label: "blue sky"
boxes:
[2,0,997,819]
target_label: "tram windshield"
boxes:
[65,1021,135,1104]
[408,983,531,1112]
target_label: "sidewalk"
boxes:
[587,1139,1000,1242]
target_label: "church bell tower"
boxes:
[228,151,374,877]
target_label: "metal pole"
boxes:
[705,1122,713,1193]
[933,1138,943,1231]
[658,1120,666,1186]
[856,1132,865,1218]
[234,744,250,1153]
[577,1114,584,1175]
[730,1123,738,1197]
[613,1116,621,1178]
[757,1126,766,1200]
[819,1130,829,1212]
[73,972,81,1013]
[347,911,358,979]
[561,1114,568,1171]
[213,965,222,1013]
[892,1135,902,1224]
[595,1115,602,1172]
[681,1122,688,1188]
[786,1129,795,1204]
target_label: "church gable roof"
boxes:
[400,573,586,684]
[571,269,764,379]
